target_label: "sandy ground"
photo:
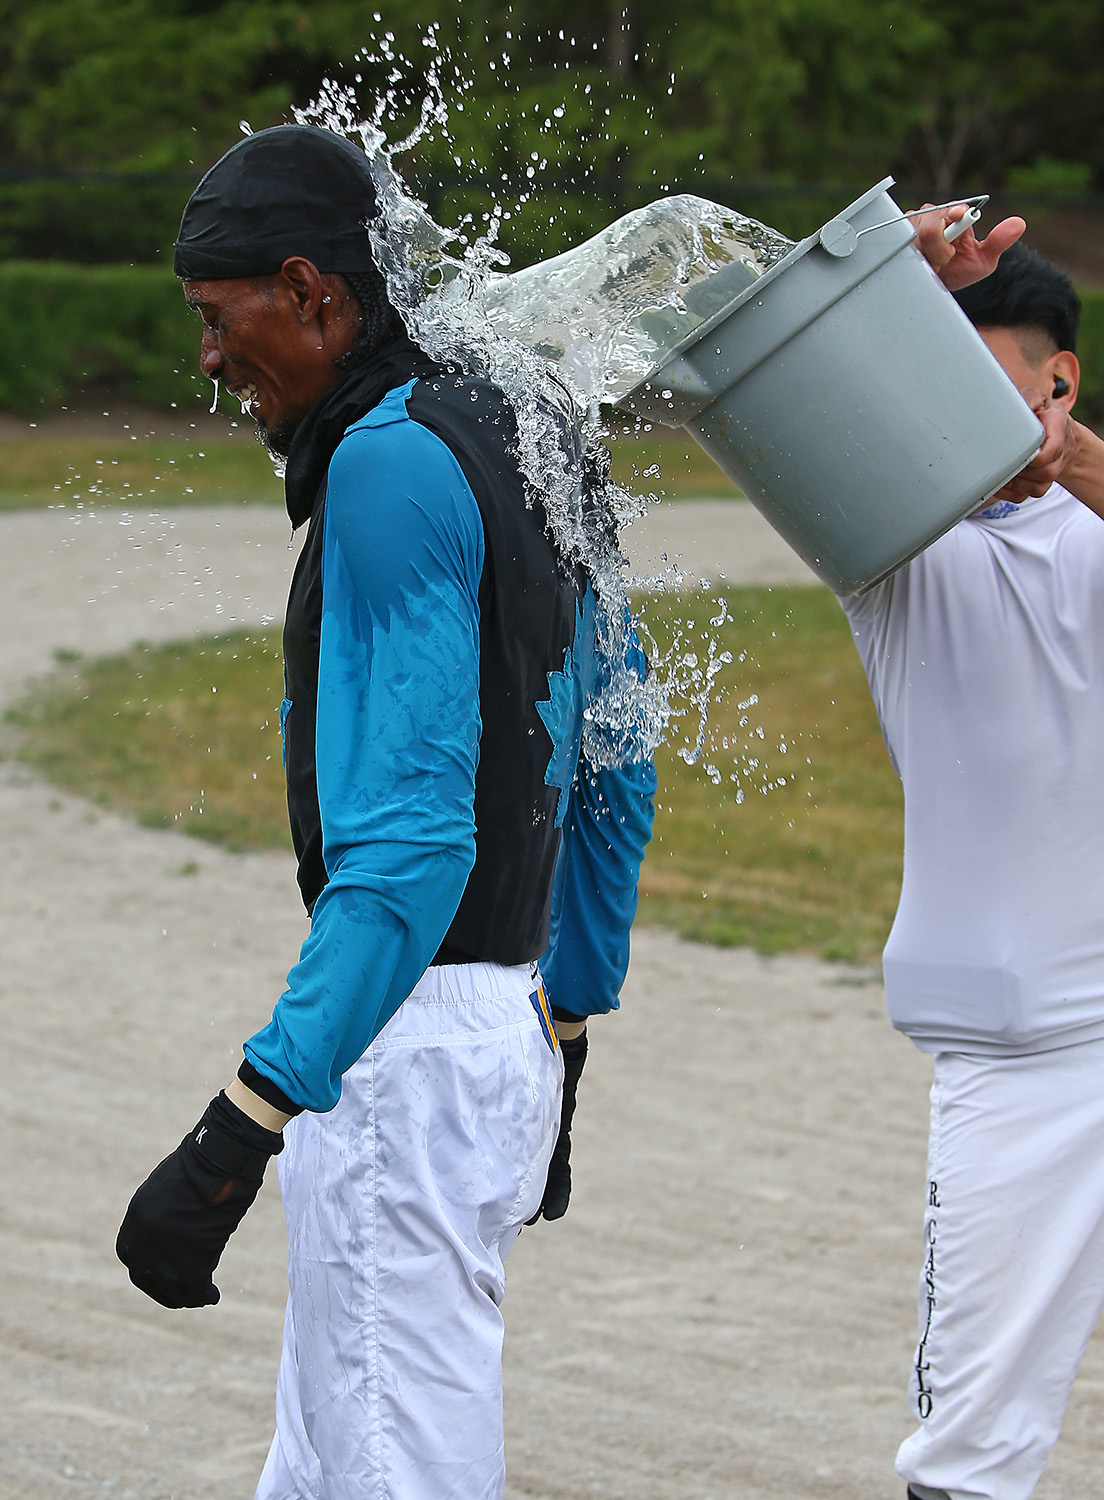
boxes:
[2,499,1100,1500]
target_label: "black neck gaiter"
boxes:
[282,331,445,528]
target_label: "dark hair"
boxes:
[335,266,403,370]
[952,241,1080,354]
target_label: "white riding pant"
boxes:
[255,961,563,1500]
[896,1036,1104,1500]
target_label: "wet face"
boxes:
[183,258,362,455]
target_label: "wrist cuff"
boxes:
[187,1091,284,1179]
[238,1059,304,1119]
[551,1005,587,1024]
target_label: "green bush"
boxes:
[0,180,190,266]
[0,261,206,414]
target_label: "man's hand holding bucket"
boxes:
[913,201,1026,289]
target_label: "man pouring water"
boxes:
[839,218,1104,1500]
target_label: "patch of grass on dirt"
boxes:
[0,436,283,511]
[635,586,902,961]
[7,634,289,850]
[0,428,737,511]
[605,429,742,499]
[6,586,901,959]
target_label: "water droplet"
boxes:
[287,62,784,781]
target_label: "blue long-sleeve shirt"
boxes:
[541,632,658,1019]
[246,368,655,1112]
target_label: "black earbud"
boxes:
[1053,376,1070,399]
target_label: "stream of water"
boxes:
[289,47,783,786]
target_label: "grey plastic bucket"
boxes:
[621,178,1045,593]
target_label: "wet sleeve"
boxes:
[540,625,657,1020]
[244,415,483,1112]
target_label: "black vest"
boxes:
[282,358,590,966]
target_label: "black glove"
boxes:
[116,1091,283,1309]
[528,1028,588,1223]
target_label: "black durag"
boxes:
[174,124,442,528]
[174,124,384,281]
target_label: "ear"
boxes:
[1047,349,1079,411]
[276,257,325,324]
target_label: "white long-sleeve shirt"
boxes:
[840,484,1104,1054]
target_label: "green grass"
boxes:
[5,586,901,959]
[635,587,902,960]
[606,431,742,499]
[7,634,289,850]
[0,434,284,511]
[0,428,738,512]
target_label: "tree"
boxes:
[0,0,1101,265]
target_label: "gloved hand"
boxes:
[528,1028,588,1222]
[116,1091,284,1309]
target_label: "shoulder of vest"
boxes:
[403,371,517,460]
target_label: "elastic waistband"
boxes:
[408,959,538,1007]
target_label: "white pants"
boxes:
[255,962,563,1500]
[896,1037,1104,1500]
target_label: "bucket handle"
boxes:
[818,194,989,258]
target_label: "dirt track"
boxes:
[1,499,1099,1500]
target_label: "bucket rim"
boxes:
[624,175,909,402]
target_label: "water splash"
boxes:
[208,378,220,415]
[481,197,792,407]
[290,57,782,774]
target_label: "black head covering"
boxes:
[174,125,381,280]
